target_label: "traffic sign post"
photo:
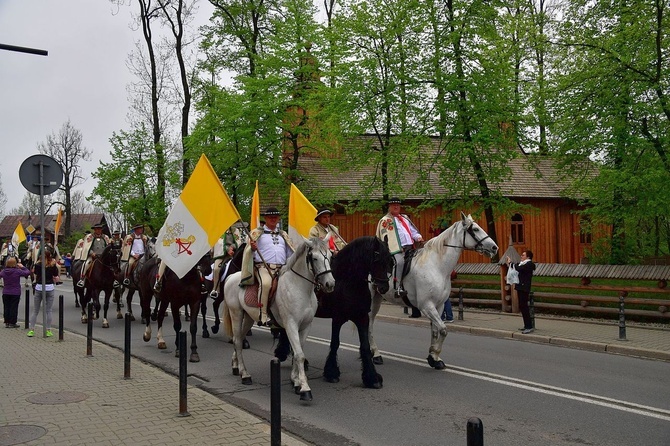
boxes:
[19,155,63,338]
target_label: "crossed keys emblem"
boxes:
[161,222,195,257]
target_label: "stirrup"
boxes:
[113,280,120,289]
[209,290,219,299]
[122,278,130,286]
[153,281,161,292]
[77,280,85,288]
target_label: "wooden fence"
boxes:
[450,263,670,321]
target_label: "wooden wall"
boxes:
[330,198,598,265]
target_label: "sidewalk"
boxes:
[0,326,309,446]
[375,300,670,362]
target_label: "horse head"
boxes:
[305,237,335,293]
[370,237,392,294]
[460,212,498,258]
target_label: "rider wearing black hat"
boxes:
[76,223,111,288]
[309,207,346,253]
[123,224,149,287]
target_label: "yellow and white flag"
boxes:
[54,207,63,245]
[156,154,241,278]
[11,221,26,249]
[288,183,317,248]
[250,180,260,229]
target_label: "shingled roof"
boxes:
[0,213,107,239]
[296,134,587,201]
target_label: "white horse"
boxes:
[223,236,335,401]
[370,212,499,369]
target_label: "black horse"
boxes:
[140,253,212,362]
[275,236,393,389]
[76,244,123,328]
[202,243,246,337]
[116,238,156,323]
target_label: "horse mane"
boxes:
[422,218,467,256]
[330,236,378,280]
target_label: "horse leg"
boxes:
[184,304,190,322]
[211,294,223,334]
[189,301,200,362]
[273,328,291,362]
[355,316,383,389]
[102,290,110,328]
[233,314,255,384]
[286,324,312,401]
[125,289,137,322]
[115,287,124,320]
[200,295,209,339]
[427,321,448,370]
[369,292,384,364]
[173,304,183,357]
[156,299,169,350]
[323,319,344,383]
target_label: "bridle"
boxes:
[444,221,493,254]
[93,246,122,272]
[369,247,392,286]
[290,245,333,292]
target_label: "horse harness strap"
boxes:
[444,222,493,252]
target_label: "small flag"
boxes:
[12,221,26,249]
[54,207,63,245]
[250,180,260,229]
[155,154,241,278]
[288,183,317,248]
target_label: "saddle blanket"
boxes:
[244,284,260,308]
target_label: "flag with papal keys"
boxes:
[288,183,317,248]
[11,221,26,249]
[54,207,63,245]
[156,154,241,278]
[250,180,260,229]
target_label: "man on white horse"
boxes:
[309,208,346,255]
[209,225,246,299]
[76,224,111,288]
[122,224,149,287]
[376,197,423,303]
[240,207,295,326]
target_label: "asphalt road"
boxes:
[41,283,670,446]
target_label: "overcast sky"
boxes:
[0,0,213,215]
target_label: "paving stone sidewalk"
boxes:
[0,327,308,446]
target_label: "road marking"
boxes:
[305,335,670,422]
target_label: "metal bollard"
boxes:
[466,417,484,446]
[24,288,30,329]
[124,313,131,379]
[86,302,93,356]
[58,295,64,341]
[178,331,190,416]
[271,358,281,446]
[618,291,627,341]
[529,291,535,329]
[458,287,464,320]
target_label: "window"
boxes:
[511,214,524,244]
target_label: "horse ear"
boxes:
[383,235,389,246]
[460,211,467,223]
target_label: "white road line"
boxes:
[305,335,670,422]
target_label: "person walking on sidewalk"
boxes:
[27,250,60,337]
[507,250,536,334]
[1,257,31,328]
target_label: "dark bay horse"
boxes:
[202,243,245,337]
[76,244,123,328]
[140,253,212,362]
[275,236,393,388]
[116,238,156,323]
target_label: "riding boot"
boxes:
[153,275,162,293]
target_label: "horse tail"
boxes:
[223,301,233,339]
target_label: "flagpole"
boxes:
[240,224,273,275]
[327,224,348,248]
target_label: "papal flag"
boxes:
[288,183,317,248]
[250,180,260,229]
[156,154,241,278]
[11,221,26,249]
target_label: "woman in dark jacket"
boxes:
[1,256,31,327]
[507,250,536,333]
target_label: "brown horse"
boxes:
[140,253,212,362]
[76,244,123,328]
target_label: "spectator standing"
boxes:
[28,250,60,337]
[1,257,31,327]
[506,250,536,334]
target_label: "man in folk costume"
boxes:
[240,207,295,326]
[110,229,123,249]
[376,197,423,301]
[309,208,346,254]
[72,231,89,260]
[209,226,245,299]
[121,224,149,286]
[76,224,111,288]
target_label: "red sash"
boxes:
[397,216,414,247]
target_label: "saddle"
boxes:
[243,276,279,309]
[401,248,420,281]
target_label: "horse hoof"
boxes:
[102,322,109,328]
[242,339,250,349]
[202,331,210,339]
[241,377,252,385]
[143,334,151,342]
[324,376,339,384]
[117,313,123,319]
[129,314,135,322]
[190,354,200,363]
[158,341,167,349]
[119,302,124,308]
[233,367,239,376]
[175,349,180,358]
[373,356,383,365]
[75,302,80,308]
[300,391,313,401]
[426,355,446,370]
[211,326,219,334]
[294,386,300,395]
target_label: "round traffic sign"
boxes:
[19,154,63,195]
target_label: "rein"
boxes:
[290,246,333,291]
[443,221,492,253]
